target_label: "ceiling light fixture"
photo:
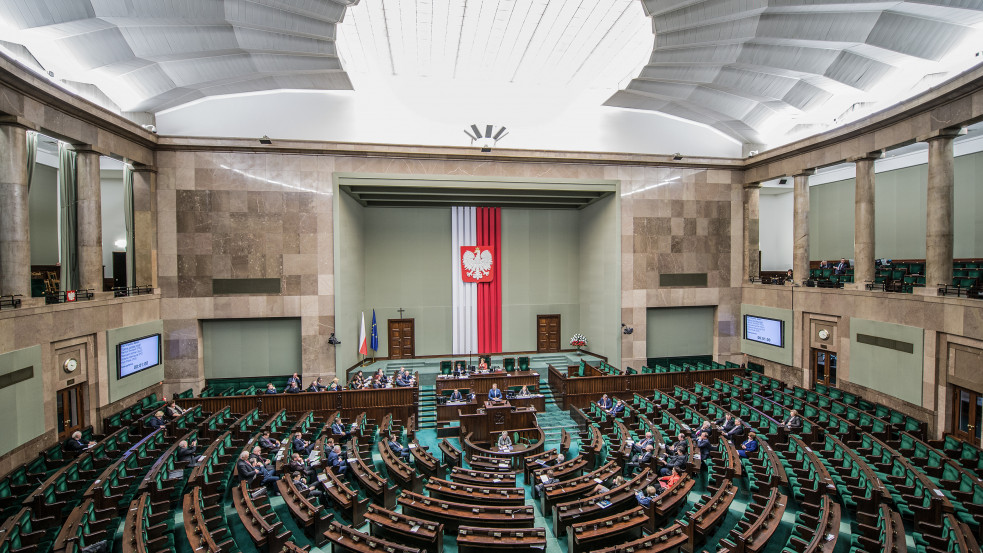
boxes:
[464,124,508,153]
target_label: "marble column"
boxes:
[792,173,812,285]
[131,165,158,288]
[924,129,963,290]
[0,120,31,298]
[852,154,879,286]
[74,147,104,292]
[743,183,761,282]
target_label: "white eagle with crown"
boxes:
[462,247,494,281]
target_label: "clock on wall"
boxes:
[63,357,79,373]
[818,329,830,341]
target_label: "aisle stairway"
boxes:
[417,385,437,429]
[536,382,578,454]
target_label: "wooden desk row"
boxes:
[434,371,539,396]
[436,396,545,423]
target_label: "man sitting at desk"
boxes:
[625,444,654,475]
[714,413,735,434]
[388,434,410,461]
[292,432,313,455]
[285,382,301,394]
[265,383,278,394]
[632,431,654,454]
[258,431,280,450]
[658,450,689,477]
[597,394,613,410]
[449,389,465,402]
[497,431,513,451]
[533,469,558,499]
[781,410,803,432]
[64,431,90,456]
[608,399,625,416]
[327,445,347,475]
[488,383,504,400]
[724,418,746,441]
[395,368,413,387]
[177,439,198,465]
[288,452,317,481]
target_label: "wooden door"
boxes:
[388,319,415,359]
[537,314,561,353]
[952,386,982,446]
[56,383,86,440]
[811,348,837,387]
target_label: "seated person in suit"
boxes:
[330,418,353,437]
[285,382,301,394]
[695,432,712,461]
[693,421,713,440]
[249,446,274,470]
[670,433,688,455]
[388,434,410,461]
[517,385,531,397]
[288,452,317,481]
[657,466,684,491]
[350,372,365,389]
[658,451,689,477]
[593,475,625,495]
[327,378,341,391]
[635,484,660,507]
[148,411,167,430]
[164,400,185,419]
[782,410,803,431]
[596,394,613,410]
[327,445,347,475]
[497,431,513,451]
[632,431,655,454]
[265,383,278,394]
[834,258,850,275]
[625,444,654,475]
[258,431,280,450]
[307,377,325,392]
[737,432,759,458]
[176,439,198,465]
[291,432,313,456]
[819,260,829,269]
[63,430,90,455]
[449,389,465,402]
[286,372,301,389]
[724,419,746,441]
[714,413,735,433]
[533,469,558,499]
[488,383,504,400]
[608,399,626,416]
[477,358,489,372]
[453,363,466,377]
[395,368,413,387]
[291,472,323,499]
[237,451,279,489]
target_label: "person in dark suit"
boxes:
[164,400,185,419]
[265,383,278,394]
[782,410,803,432]
[608,399,625,417]
[659,452,688,477]
[625,444,654,475]
[597,394,613,410]
[670,433,687,455]
[291,472,323,499]
[724,419,746,441]
[63,431,89,455]
[258,431,280,450]
[249,446,274,471]
[714,413,735,434]
[696,432,712,461]
[285,382,301,394]
[533,469,558,499]
[819,260,829,269]
[176,439,198,464]
[327,445,347,475]
[488,383,503,400]
[693,421,713,440]
[327,378,340,391]
[737,432,759,458]
[632,431,654,454]
[388,434,410,461]
[350,372,365,389]
[237,452,279,488]
[307,378,325,392]
[286,373,301,388]
[834,258,849,275]
[148,411,167,430]
[395,369,413,387]
[288,452,316,480]
[292,432,313,456]
[371,375,385,388]
[449,389,464,402]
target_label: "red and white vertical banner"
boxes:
[452,207,502,354]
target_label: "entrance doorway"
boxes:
[537,314,561,353]
[56,383,86,440]
[811,348,837,387]
[388,319,415,359]
[952,386,982,446]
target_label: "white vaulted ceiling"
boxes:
[606,0,983,146]
[0,0,359,112]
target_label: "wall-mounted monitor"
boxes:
[117,334,161,379]
[744,315,784,348]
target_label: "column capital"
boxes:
[0,115,38,132]
[791,168,817,178]
[847,151,883,163]
[131,163,158,174]
[918,126,966,143]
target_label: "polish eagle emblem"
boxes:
[461,246,495,282]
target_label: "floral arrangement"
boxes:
[570,334,588,348]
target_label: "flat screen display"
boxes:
[118,334,161,379]
[744,315,784,348]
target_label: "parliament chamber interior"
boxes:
[2,2,983,553]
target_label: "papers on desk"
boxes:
[410,525,420,533]
[597,500,613,509]
[317,473,328,482]
[594,478,603,483]
[540,475,550,483]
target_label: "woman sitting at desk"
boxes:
[517,385,531,397]
[478,358,489,372]
[488,383,504,400]
[498,431,512,451]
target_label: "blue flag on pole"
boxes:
[370,309,379,351]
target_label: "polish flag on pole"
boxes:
[358,312,368,355]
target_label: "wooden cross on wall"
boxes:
[397,308,406,318]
